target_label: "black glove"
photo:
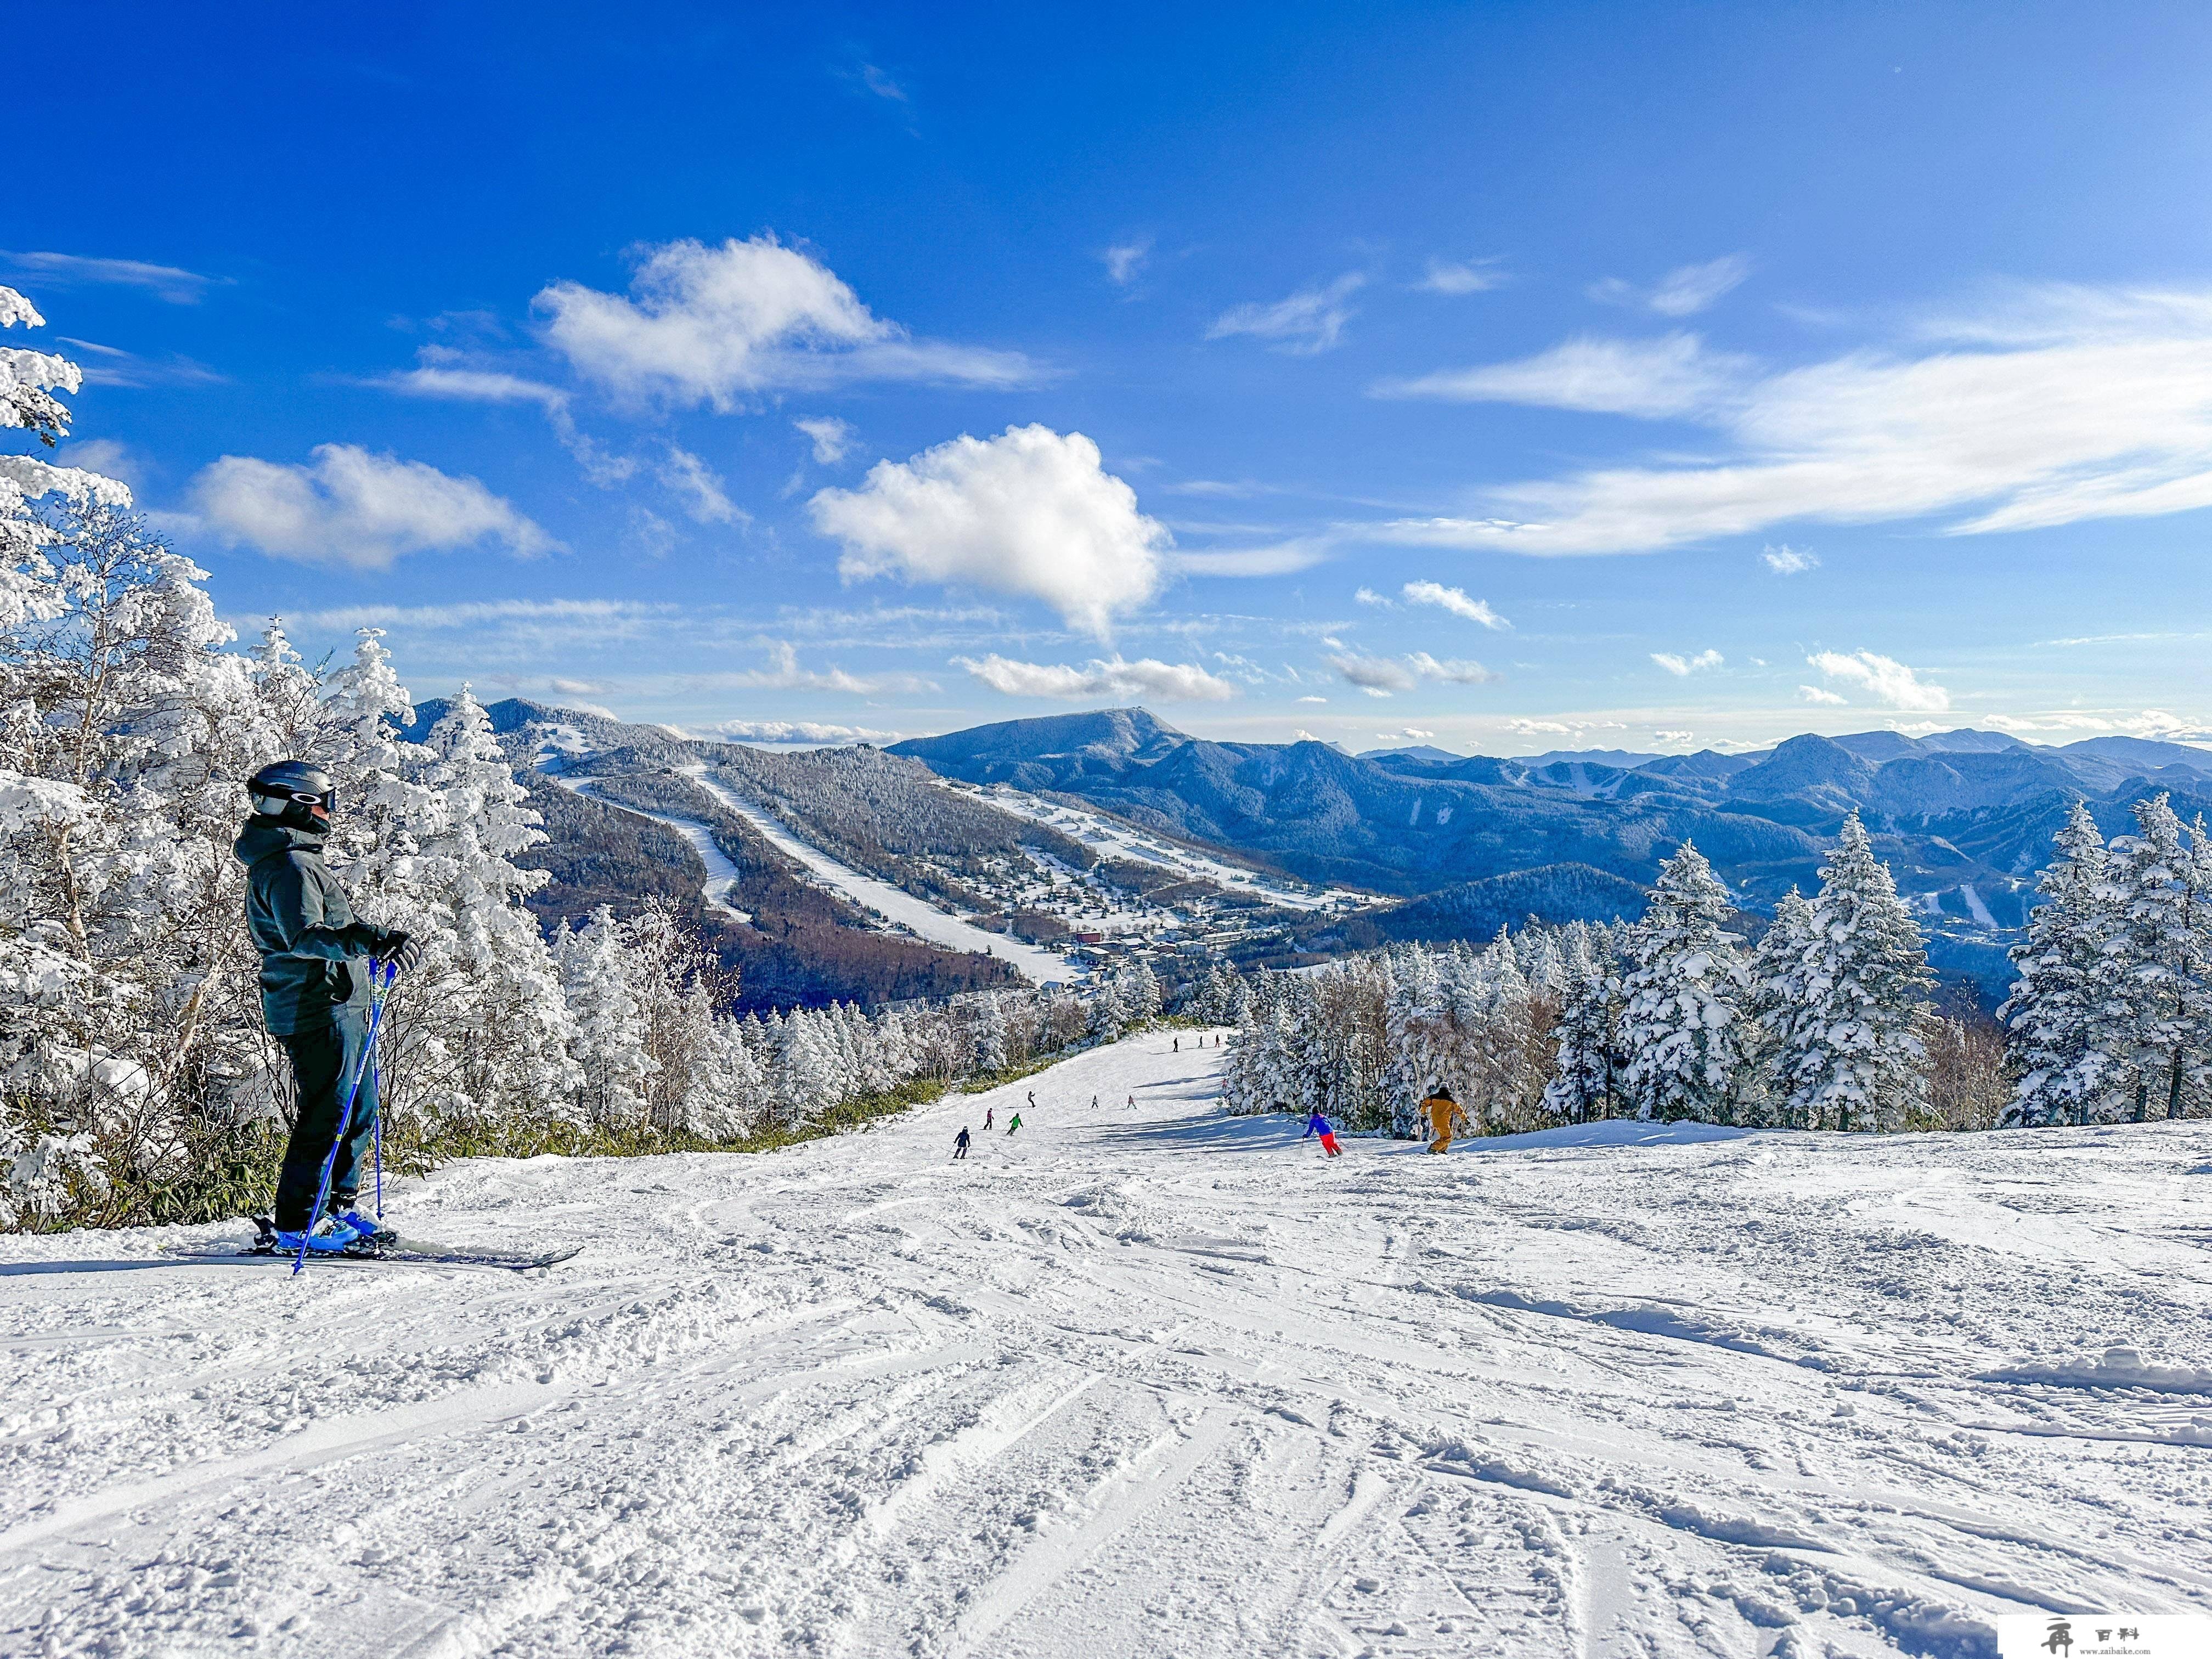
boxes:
[374,930,424,977]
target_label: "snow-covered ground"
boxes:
[549,775,752,924]
[4,1037,2210,1658]
[972,783,1366,913]
[687,765,1076,983]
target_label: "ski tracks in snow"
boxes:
[4,1036,2212,1656]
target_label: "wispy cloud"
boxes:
[1762,544,1819,575]
[1370,283,2212,555]
[1798,684,1848,705]
[1373,332,1747,417]
[1206,274,1365,354]
[1103,238,1152,286]
[1402,580,1508,628]
[1415,257,1506,296]
[657,444,746,525]
[715,639,928,695]
[1589,253,1751,317]
[3,250,226,305]
[57,337,224,388]
[1651,648,1724,676]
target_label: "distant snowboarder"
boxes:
[1007,1111,1023,1136]
[953,1126,971,1160]
[236,760,422,1255]
[1425,1087,1465,1154]
[1301,1110,1342,1158]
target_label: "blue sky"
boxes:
[12,2,2212,754]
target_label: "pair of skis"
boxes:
[177,1216,580,1273]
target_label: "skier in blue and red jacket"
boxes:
[1301,1109,1342,1157]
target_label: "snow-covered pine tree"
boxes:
[554,908,654,1126]
[2001,803,2119,1127]
[1779,812,1934,1132]
[2101,794,2208,1122]
[1542,927,1618,1123]
[1746,888,1817,1125]
[1088,970,1128,1041]
[971,991,1009,1075]
[402,687,579,1126]
[1618,841,1755,1123]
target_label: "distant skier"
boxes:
[1301,1109,1342,1158]
[1425,1087,1465,1154]
[236,760,422,1255]
[1172,1037,1179,1053]
[1027,1090,1036,1111]
[1007,1111,1023,1136]
[1127,1092,1136,1111]
[953,1126,971,1160]
[984,1105,994,1131]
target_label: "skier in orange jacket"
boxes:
[1424,1087,1465,1154]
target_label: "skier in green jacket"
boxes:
[234,760,421,1254]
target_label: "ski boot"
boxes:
[330,1207,397,1246]
[270,1214,368,1255]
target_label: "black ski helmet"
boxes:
[247,759,335,831]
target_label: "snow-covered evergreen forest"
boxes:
[1224,809,2211,1135]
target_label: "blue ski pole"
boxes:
[371,958,393,1223]
[292,962,395,1277]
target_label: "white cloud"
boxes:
[2,250,224,304]
[1805,650,1949,710]
[859,63,906,102]
[1355,586,1390,607]
[718,640,926,695]
[1206,273,1365,354]
[657,444,746,525]
[1374,332,1747,417]
[1762,544,1819,574]
[1294,728,1322,742]
[1651,648,1724,675]
[812,424,1166,638]
[1979,708,2208,740]
[1798,684,1849,705]
[1296,695,1327,704]
[374,365,569,412]
[692,718,902,744]
[1328,652,1415,696]
[1170,538,1330,577]
[1402,579,1508,628]
[1589,254,1751,317]
[548,677,606,695]
[1416,257,1506,296]
[1103,239,1152,286]
[1655,729,1694,743]
[956,653,1235,703]
[1374,727,1436,742]
[1328,650,1496,695]
[1406,651,1499,685]
[1371,283,2212,556]
[795,416,854,464]
[534,235,1034,408]
[287,597,669,636]
[190,444,557,571]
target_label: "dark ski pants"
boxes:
[273,1010,379,1231]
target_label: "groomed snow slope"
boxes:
[686,765,1076,983]
[4,1038,2210,1657]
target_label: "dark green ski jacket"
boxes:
[233,821,399,1036]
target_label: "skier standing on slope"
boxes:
[236,761,422,1254]
[953,1126,971,1160]
[1301,1109,1342,1157]
[1424,1087,1466,1154]
[984,1105,994,1131]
